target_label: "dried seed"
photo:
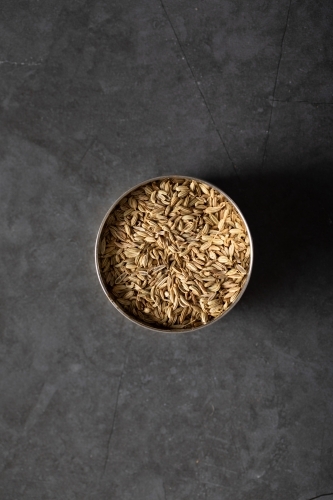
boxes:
[236,264,246,274]
[200,241,211,252]
[205,205,224,214]
[186,262,198,272]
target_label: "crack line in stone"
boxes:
[306,494,333,500]
[78,137,96,165]
[100,336,132,480]
[159,0,239,179]
[316,414,328,494]
[162,481,167,500]
[261,0,292,169]
[68,0,98,91]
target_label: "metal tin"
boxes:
[95,175,254,333]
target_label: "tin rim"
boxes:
[95,175,254,333]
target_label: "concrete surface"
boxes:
[1,0,333,499]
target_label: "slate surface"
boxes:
[1,1,333,499]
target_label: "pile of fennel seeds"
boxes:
[99,178,250,329]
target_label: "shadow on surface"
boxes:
[202,165,333,312]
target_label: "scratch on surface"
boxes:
[68,0,98,90]
[203,481,231,489]
[0,60,42,67]
[205,434,228,445]
[316,417,328,496]
[230,420,246,473]
[273,98,333,105]
[203,463,237,475]
[78,138,96,165]
[24,382,57,432]
[100,336,132,480]
[162,481,167,500]
[159,0,239,179]
[261,0,292,169]
[267,342,321,372]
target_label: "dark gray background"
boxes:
[1,0,333,499]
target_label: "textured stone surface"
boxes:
[1,0,333,499]
[275,0,333,103]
